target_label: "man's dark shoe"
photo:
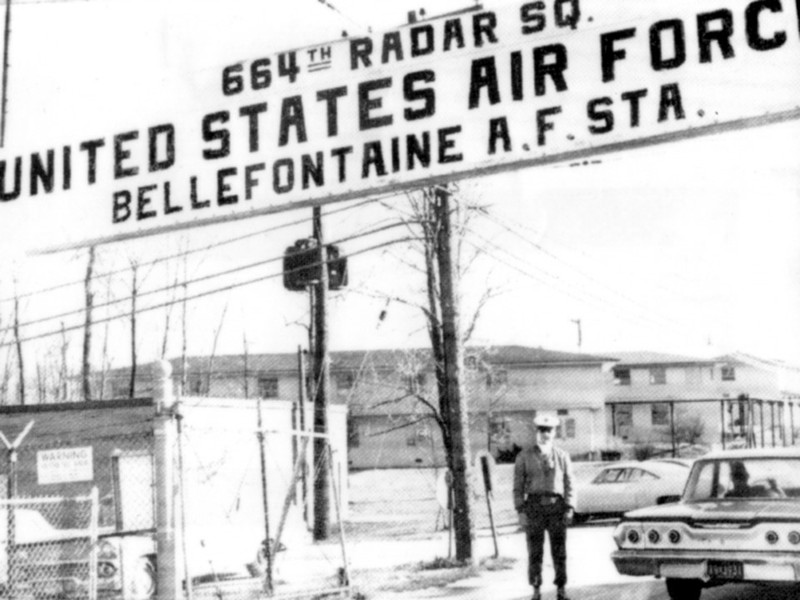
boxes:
[556,586,571,600]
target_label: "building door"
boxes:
[614,405,633,440]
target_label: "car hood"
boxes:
[623,499,800,522]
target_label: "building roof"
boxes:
[116,346,616,377]
[609,351,714,368]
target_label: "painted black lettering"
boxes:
[587,97,614,134]
[350,38,373,69]
[79,139,105,184]
[536,106,561,145]
[30,150,54,195]
[302,152,324,188]
[382,31,404,63]
[148,124,175,171]
[239,103,268,152]
[600,28,636,82]
[468,57,500,109]
[650,20,687,70]
[358,78,393,130]
[411,24,435,57]
[137,185,158,219]
[202,112,231,160]
[62,146,71,191]
[331,146,353,182]
[621,89,648,127]
[0,157,21,201]
[555,0,581,30]
[217,167,238,205]
[164,182,181,215]
[443,18,465,50]
[362,141,387,177]
[317,86,348,138]
[114,131,139,179]
[473,12,499,47]
[746,0,787,51]
[391,137,401,172]
[520,2,546,34]
[273,158,295,193]
[112,190,132,223]
[658,83,685,122]
[279,96,308,146]
[245,163,265,200]
[534,44,568,96]
[697,10,735,62]
[488,117,512,153]
[407,132,431,169]
[403,70,436,121]
[438,126,463,163]
[511,51,524,100]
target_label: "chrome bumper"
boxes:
[612,549,800,582]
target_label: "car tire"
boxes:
[572,513,589,525]
[665,578,702,600]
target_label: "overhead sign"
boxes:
[2,0,800,250]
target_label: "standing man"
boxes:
[513,414,575,600]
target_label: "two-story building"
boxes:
[606,351,800,454]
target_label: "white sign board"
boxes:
[36,446,94,485]
[2,0,800,250]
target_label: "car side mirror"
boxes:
[656,494,681,505]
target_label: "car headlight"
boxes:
[97,561,118,579]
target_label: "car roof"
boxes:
[594,460,687,475]
[698,447,800,461]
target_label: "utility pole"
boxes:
[1,0,12,147]
[312,206,331,540]
[571,318,582,350]
[434,185,474,562]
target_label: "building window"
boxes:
[557,418,576,439]
[405,372,426,393]
[486,369,508,388]
[347,417,360,448]
[465,355,478,370]
[335,371,355,390]
[613,368,631,386]
[721,365,736,381]
[649,367,667,385]
[651,403,670,426]
[257,377,278,399]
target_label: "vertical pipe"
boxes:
[669,401,677,458]
[720,400,726,450]
[0,0,12,147]
[256,396,273,595]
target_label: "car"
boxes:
[611,447,800,600]
[1,507,155,599]
[572,460,690,523]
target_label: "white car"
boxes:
[1,508,155,599]
[573,460,690,523]
[612,447,800,600]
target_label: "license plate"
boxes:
[707,560,744,580]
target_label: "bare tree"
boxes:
[82,246,96,401]
[59,322,69,402]
[13,280,24,404]
[129,261,139,399]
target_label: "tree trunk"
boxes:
[82,246,96,401]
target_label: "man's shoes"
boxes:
[531,587,541,600]
[556,586,571,600]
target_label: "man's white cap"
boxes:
[534,415,560,428]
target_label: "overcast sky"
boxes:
[0,0,797,376]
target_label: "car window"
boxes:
[594,468,625,484]
[629,468,658,481]
[625,469,641,482]
[686,458,800,501]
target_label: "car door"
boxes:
[586,467,630,514]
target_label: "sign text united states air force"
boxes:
[2,0,800,248]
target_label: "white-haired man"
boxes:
[513,414,575,600]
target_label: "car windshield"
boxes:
[685,457,800,502]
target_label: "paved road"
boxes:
[530,580,800,600]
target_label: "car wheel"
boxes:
[665,578,702,600]
[129,556,157,600]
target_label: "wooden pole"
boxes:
[312,206,331,540]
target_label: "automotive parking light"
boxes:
[627,529,641,544]
[668,529,682,544]
[788,531,800,545]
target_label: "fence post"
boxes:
[153,360,179,600]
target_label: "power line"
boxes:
[0,197,380,304]
[3,221,407,334]
[0,236,416,348]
